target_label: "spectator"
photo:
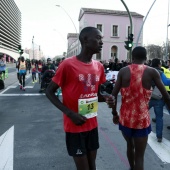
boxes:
[0,56,6,80]
[112,58,122,71]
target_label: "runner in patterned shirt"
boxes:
[107,46,170,170]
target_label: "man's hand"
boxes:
[69,112,87,126]
[105,95,115,108]
[113,115,119,124]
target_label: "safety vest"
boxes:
[161,67,170,91]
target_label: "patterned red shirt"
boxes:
[119,64,152,129]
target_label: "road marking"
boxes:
[0,93,46,96]
[148,131,170,164]
[0,126,14,170]
[0,93,62,96]
[163,108,170,115]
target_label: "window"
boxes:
[112,25,118,36]
[96,52,101,60]
[97,24,102,32]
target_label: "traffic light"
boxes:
[20,49,24,55]
[124,34,134,51]
[18,45,21,53]
[18,45,24,55]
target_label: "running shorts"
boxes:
[66,127,99,157]
[119,123,152,137]
[19,70,26,75]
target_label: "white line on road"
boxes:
[148,131,170,164]
[0,126,14,170]
[0,93,46,96]
[0,93,62,96]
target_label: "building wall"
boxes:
[79,12,143,61]
[0,0,21,58]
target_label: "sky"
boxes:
[14,0,170,58]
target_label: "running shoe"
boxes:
[20,85,22,90]
[32,81,35,84]
[157,138,162,143]
[22,87,25,91]
[152,118,156,123]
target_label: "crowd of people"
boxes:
[15,57,58,92]
[45,26,170,170]
[1,26,170,170]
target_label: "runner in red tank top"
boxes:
[107,46,170,170]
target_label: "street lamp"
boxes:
[32,36,34,60]
[165,24,170,60]
[55,5,79,56]
[165,0,170,61]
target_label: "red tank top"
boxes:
[119,64,152,129]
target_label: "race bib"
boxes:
[78,97,98,119]
[38,65,42,68]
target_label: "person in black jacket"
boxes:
[39,58,55,92]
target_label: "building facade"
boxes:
[67,8,144,62]
[0,0,21,61]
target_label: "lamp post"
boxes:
[32,36,34,60]
[120,0,133,62]
[165,0,170,61]
[136,0,157,47]
[56,5,79,56]
[165,24,170,60]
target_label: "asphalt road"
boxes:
[0,67,170,170]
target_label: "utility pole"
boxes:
[136,0,157,47]
[56,5,79,56]
[165,0,170,61]
[120,0,133,62]
[32,36,34,60]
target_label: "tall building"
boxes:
[0,0,21,60]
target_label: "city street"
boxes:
[0,66,170,170]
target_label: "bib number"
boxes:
[78,97,98,119]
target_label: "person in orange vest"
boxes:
[18,56,26,91]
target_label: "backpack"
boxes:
[151,86,162,100]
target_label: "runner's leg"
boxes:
[87,150,97,170]
[133,136,148,170]
[122,132,134,169]
[73,152,97,170]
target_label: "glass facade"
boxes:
[0,0,21,52]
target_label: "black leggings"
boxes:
[19,73,26,87]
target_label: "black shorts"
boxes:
[66,127,99,157]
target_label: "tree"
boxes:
[146,45,163,59]
[63,52,67,56]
